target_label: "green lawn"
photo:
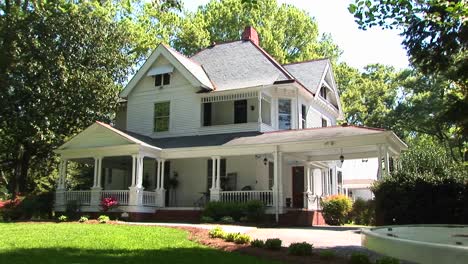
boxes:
[0,223,277,264]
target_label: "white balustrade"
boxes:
[220,190,273,206]
[142,191,157,206]
[100,190,129,205]
[63,191,91,205]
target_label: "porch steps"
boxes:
[278,210,327,226]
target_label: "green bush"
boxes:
[349,253,371,264]
[203,200,265,222]
[224,232,240,242]
[200,216,214,223]
[65,200,81,220]
[239,216,248,222]
[348,198,375,226]
[234,234,251,244]
[78,216,89,223]
[319,250,336,260]
[58,215,68,222]
[244,200,265,221]
[98,215,110,224]
[220,216,235,224]
[321,195,352,225]
[208,227,226,239]
[250,239,265,248]
[264,238,282,250]
[288,242,313,256]
[373,142,468,225]
[375,257,400,264]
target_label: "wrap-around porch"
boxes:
[54,122,407,221]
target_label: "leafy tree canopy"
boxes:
[173,0,341,64]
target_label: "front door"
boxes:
[234,100,247,123]
[292,166,304,208]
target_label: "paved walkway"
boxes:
[127,222,383,260]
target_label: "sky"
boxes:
[183,0,409,70]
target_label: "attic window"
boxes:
[320,86,327,100]
[154,73,170,86]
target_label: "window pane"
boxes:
[163,73,170,85]
[155,117,169,132]
[278,99,291,130]
[155,74,162,86]
[155,102,170,116]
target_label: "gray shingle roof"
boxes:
[283,59,329,94]
[191,41,292,91]
[117,125,385,149]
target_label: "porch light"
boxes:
[263,157,268,166]
[339,154,344,164]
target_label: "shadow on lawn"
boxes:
[0,247,271,264]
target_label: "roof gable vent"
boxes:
[241,26,259,45]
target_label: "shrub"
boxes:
[244,200,265,222]
[65,200,81,220]
[203,201,245,221]
[78,216,89,223]
[220,216,235,224]
[373,142,468,225]
[349,253,371,264]
[224,232,240,242]
[319,250,336,260]
[250,239,265,248]
[100,197,118,212]
[200,216,214,223]
[58,215,68,222]
[239,216,249,222]
[288,242,313,256]
[0,197,23,221]
[348,198,375,226]
[265,238,282,250]
[375,257,400,264]
[208,227,226,239]
[321,195,352,225]
[98,215,110,224]
[234,234,251,244]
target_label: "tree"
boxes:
[334,63,399,129]
[173,0,341,63]
[348,0,468,159]
[0,0,180,196]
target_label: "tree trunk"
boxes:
[11,145,31,197]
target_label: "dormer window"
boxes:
[147,65,174,87]
[320,86,327,100]
[154,73,170,86]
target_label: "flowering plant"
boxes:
[100,196,118,212]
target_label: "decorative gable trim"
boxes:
[120,44,213,98]
[314,62,344,119]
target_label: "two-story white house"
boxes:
[54,27,406,225]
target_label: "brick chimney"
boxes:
[241,26,259,45]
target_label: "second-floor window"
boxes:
[321,118,328,127]
[320,86,327,100]
[301,104,307,129]
[154,101,170,132]
[154,73,170,86]
[278,98,291,130]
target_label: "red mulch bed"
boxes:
[175,226,348,264]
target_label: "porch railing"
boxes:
[220,190,273,206]
[63,191,91,205]
[101,190,129,205]
[142,191,157,206]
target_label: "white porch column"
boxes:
[278,152,284,212]
[377,145,383,179]
[273,149,279,222]
[129,154,143,207]
[383,145,390,176]
[210,156,221,202]
[55,158,67,209]
[156,159,166,207]
[91,156,103,208]
[304,165,313,210]
[258,92,262,125]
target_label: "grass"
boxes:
[0,223,278,264]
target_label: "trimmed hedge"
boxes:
[203,200,265,222]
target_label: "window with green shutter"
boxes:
[154,102,170,132]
